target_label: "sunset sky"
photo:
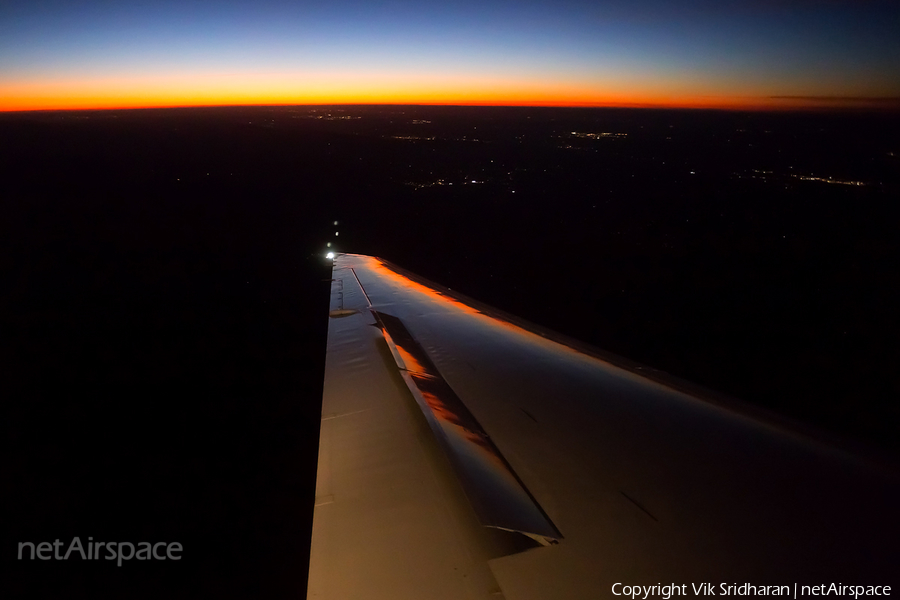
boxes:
[2,0,898,111]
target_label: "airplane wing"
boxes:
[307,254,898,600]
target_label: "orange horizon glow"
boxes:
[3,74,896,113]
[5,95,896,113]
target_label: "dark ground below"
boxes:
[1,105,898,598]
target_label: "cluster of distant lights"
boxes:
[741,169,867,187]
[558,132,628,150]
[295,114,360,121]
[291,109,361,121]
[392,135,436,141]
[388,135,483,143]
[567,132,628,139]
[403,178,487,189]
[791,174,866,186]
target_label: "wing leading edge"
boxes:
[308,254,899,600]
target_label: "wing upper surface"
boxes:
[308,254,899,600]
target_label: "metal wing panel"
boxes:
[310,254,899,599]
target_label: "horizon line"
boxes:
[4,100,900,114]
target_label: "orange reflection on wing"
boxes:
[362,255,583,356]
[395,344,431,375]
[412,379,504,470]
[363,256,482,317]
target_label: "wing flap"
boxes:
[374,309,561,545]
